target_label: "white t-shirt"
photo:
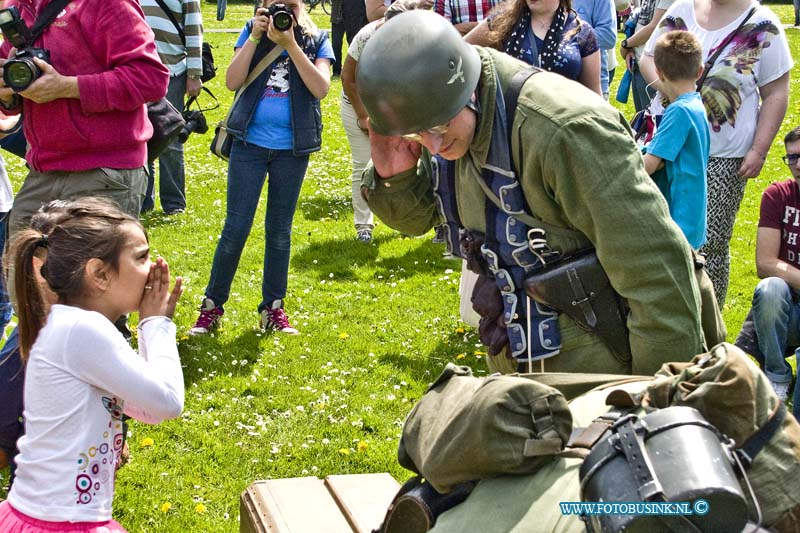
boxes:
[644,0,793,158]
[8,306,184,523]
[348,19,382,62]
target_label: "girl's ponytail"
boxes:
[6,197,142,361]
[11,229,49,361]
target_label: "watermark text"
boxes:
[559,500,709,516]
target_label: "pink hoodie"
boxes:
[0,0,169,171]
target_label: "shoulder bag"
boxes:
[210,45,284,160]
[153,0,216,82]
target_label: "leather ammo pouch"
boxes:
[524,249,632,364]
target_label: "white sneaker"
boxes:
[770,380,790,402]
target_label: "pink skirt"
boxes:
[0,501,127,533]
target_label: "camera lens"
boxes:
[177,110,208,143]
[272,11,292,31]
[177,123,191,144]
[4,59,37,91]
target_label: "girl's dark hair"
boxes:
[9,197,144,360]
[487,0,572,49]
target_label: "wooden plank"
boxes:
[324,473,400,533]
[240,477,354,533]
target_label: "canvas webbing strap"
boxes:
[566,389,644,449]
[737,402,786,467]
[523,395,566,457]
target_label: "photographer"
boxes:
[189,0,332,336]
[0,0,168,231]
[142,0,205,215]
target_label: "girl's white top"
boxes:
[8,305,184,522]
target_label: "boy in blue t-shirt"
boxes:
[643,30,710,250]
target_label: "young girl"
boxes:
[0,198,184,532]
[191,0,333,336]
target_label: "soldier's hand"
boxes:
[369,130,421,178]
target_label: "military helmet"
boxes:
[356,11,481,136]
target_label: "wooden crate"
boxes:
[240,473,400,533]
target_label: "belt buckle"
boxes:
[527,228,559,266]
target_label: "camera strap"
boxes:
[153,0,187,46]
[185,86,220,113]
[217,44,284,132]
[29,0,73,42]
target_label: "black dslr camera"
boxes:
[0,7,51,92]
[264,4,294,32]
[178,88,219,143]
[178,108,208,143]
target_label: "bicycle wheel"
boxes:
[322,0,331,15]
[306,0,316,12]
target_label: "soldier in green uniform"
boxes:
[357,10,721,376]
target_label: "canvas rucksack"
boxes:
[397,363,573,494]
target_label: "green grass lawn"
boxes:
[0,3,798,530]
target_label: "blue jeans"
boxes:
[0,212,13,332]
[752,277,800,416]
[143,74,187,213]
[217,0,227,20]
[631,65,655,113]
[205,140,308,312]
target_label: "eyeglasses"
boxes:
[401,123,450,143]
[783,153,800,165]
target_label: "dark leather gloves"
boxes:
[471,274,509,357]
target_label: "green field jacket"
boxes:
[362,47,704,376]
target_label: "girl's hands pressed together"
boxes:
[139,258,183,320]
